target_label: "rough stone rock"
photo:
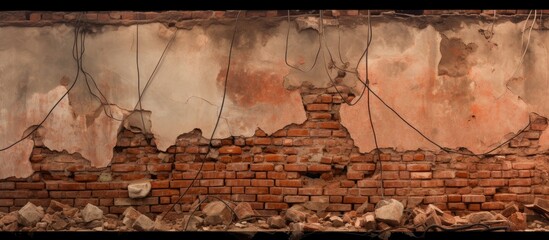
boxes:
[330,216,344,227]
[501,203,519,218]
[182,215,203,231]
[1,213,18,225]
[467,211,495,224]
[285,206,307,223]
[203,201,233,226]
[62,208,79,218]
[81,203,103,223]
[122,207,142,228]
[509,212,527,231]
[303,223,325,231]
[267,216,286,229]
[51,215,68,230]
[47,200,71,214]
[343,211,356,223]
[356,202,369,214]
[305,214,318,223]
[132,214,155,231]
[440,213,456,226]
[425,204,444,216]
[354,217,364,228]
[86,220,104,229]
[374,199,404,226]
[127,181,151,199]
[4,222,18,231]
[233,202,255,220]
[18,202,44,227]
[36,222,48,229]
[303,201,329,212]
[377,222,391,231]
[103,218,118,230]
[363,213,376,230]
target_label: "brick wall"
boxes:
[1,83,548,217]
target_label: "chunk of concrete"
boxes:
[285,206,307,223]
[128,181,152,199]
[267,216,286,229]
[132,214,155,231]
[50,215,68,230]
[202,201,233,226]
[81,203,103,223]
[18,202,44,227]
[467,211,495,224]
[303,222,325,231]
[363,213,376,230]
[374,199,404,226]
[1,212,18,225]
[330,216,344,227]
[233,202,255,220]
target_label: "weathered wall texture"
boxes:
[1,11,549,216]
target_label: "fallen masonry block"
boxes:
[18,202,44,227]
[81,203,103,223]
[233,202,256,220]
[374,199,404,226]
[267,216,286,229]
[202,201,233,226]
[467,211,495,224]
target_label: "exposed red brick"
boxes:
[276,180,302,187]
[74,174,99,182]
[481,202,505,210]
[462,194,486,203]
[264,154,285,162]
[245,187,269,194]
[219,146,242,154]
[265,202,288,210]
[407,164,431,171]
[287,129,309,137]
[258,194,283,202]
[58,182,86,191]
[251,163,274,171]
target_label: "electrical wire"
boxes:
[320,10,372,106]
[135,23,148,136]
[130,26,178,112]
[79,23,123,122]
[284,10,322,73]
[316,10,532,159]
[0,14,86,152]
[160,10,242,221]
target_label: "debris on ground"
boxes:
[1,198,549,232]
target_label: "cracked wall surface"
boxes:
[2,15,549,179]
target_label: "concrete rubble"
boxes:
[0,198,548,232]
[127,181,152,199]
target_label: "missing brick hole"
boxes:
[151,174,158,180]
[304,172,322,179]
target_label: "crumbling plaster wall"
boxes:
[1,16,548,179]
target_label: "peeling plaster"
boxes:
[3,17,549,178]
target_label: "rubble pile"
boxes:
[0,198,548,232]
